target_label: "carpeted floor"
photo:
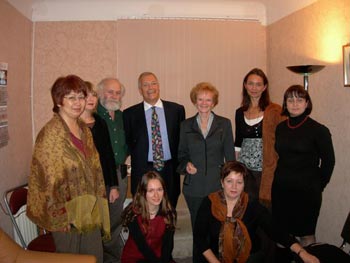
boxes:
[173,209,193,259]
[174,257,192,263]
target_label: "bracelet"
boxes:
[297,248,305,256]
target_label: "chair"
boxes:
[340,211,350,254]
[3,183,56,252]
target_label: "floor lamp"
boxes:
[287,65,325,91]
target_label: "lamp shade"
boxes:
[287,65,325,75]
[286,65,325,91]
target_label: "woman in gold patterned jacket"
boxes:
[27,75,110,263]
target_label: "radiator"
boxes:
[13,205,38,247]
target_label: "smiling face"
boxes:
[146,178,164,210]
[222,171,245,201]
[244,74,267,100]
[139,74,160,105]
[100,79,122,111]
[58,91,86,121]
[195,91,215,114]
[85,91,98,112]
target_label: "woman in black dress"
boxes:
[272,85,335,248]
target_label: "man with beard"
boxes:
[97,78,128,263]
[123,72,185,210]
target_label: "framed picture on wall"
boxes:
[343,44,350,87]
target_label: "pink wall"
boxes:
[33,21,118,132]
[32,19,266,213]
[267,0,350,244]
[0,1,33,234]
[3,0,348,245]
[33,19,266,133]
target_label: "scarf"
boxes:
[209,190,252,263]
[27,114,110,240]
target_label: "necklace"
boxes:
[287,115,309,129]
[149,208,159,215]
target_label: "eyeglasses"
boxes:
[286,97,306,104]
[64,95,86,102]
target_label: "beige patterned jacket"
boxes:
[27,114,110,239]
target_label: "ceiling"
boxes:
[7,0,318,25]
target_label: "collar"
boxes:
[97,101,109,113]
[143,99,163,111]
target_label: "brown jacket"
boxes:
[259,103,285,204]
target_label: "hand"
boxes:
[299,249,320,263]
[60,224,71,232]
[186,162,197,175]
[109,188,120,203]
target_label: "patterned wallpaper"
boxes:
[0,1,33,235]
[267,0,350,244]
[33,19,267,134]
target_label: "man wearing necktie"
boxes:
[123,72,185,209]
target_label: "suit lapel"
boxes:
[207,113,221,137]
[163,100,173,140]
[190,114,202,134]
[137,102,149,148]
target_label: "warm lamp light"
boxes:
[286,65,325,91]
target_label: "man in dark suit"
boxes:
[123,72,185,209]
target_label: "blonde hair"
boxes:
[190,82,219,106]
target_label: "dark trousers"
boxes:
[144,160,180,210]
[184,195,206,263]
[244,169,262,201]
[103,170,128,263]
[245,169,276,263]
[52,228,103,263]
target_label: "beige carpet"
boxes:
[174,257,192,263]
[173,208,193,259]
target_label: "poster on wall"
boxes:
[0,62,8,148]
[0,85,8,106]
[0,106,8,148]
[0,62,7,85]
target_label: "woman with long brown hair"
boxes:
[235,68,284,206]
[121,171,176,263]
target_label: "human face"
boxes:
[195,91,215,114]
[222,171,245,201]
[139,74,160,105]
[85,91,98,112]
[244,74,266,100]
[286,96,308,117]
[59,91,86,121]
[100,80,122,111]
[146,179,164,209]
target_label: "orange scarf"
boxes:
[209,191,252,263]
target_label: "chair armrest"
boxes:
[16,250,96,263]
